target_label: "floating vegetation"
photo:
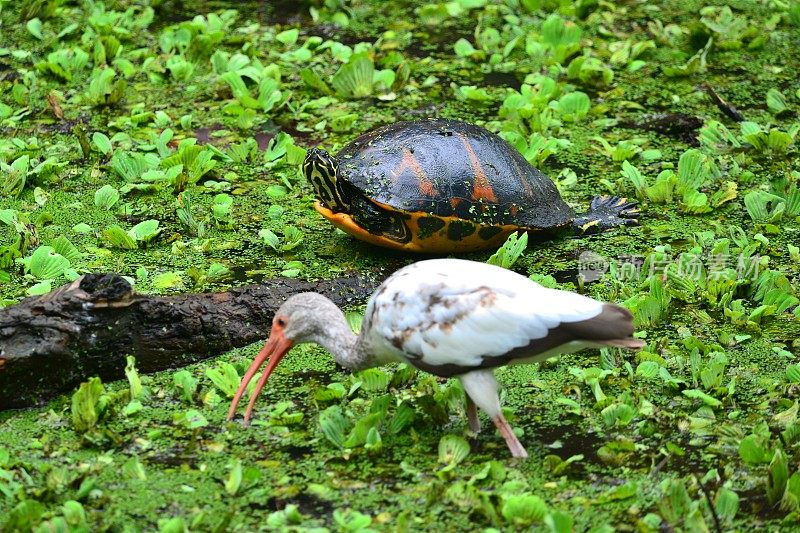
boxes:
[0,0,799,530]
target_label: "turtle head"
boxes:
[303,148,350,212]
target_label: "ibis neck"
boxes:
[312,310,372,371]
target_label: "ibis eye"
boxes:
[277,318,287,327]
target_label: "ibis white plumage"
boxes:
[227,259,645,458]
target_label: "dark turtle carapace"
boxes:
[303,118,638,253]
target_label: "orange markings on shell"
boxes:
[457,133,498,203]
[392,148,437,197]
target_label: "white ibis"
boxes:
[227,259,645,458]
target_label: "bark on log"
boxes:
[0,273,379,409]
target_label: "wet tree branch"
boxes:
[0,273,378,409]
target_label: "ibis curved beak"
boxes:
[226,328,294,426]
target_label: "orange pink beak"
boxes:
[226,326,294,426]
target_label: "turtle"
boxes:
[303,118,638,254]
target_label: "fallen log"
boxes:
[0,273,379,409]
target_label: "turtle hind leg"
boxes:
[573,195,640,235]
[350,196,412,244]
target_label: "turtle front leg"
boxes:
[572,195,639,234]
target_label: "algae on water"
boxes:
[1,0,799,530]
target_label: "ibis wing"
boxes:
[363,259,606,376]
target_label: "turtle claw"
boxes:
[573,195,640,234]
[589,195,640,217]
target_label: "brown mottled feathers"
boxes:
[363,259,645,378]
[410,304,643,377]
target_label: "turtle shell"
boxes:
[335,118,575,230]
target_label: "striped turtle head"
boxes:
[303,148,350,212]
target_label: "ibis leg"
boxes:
[493,413,528,459]
[458,369,528,459]
[466,396,481,433]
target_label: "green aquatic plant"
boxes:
[35,47,90,81]
[592,137,643,162]
[568,366,614,402]
[71,377,107,433]
[26,17,43,39]
[662,38,712,77]
[24,245,71,280]
[486,231,527,269]
[554,91,590,122]
[657,478,711,531]
[352,368,391,392]
[501,493,549,527]
[175,192,206,238]
[264,132,306,169]
[1,0,800,529]
[415,0,487,25]
[129,220,161,244]
[224,138,258,163]
[788,1,800,25]
[159,11,234,60]
[211,193,233,227]
[767,449,790,505]
[332,509,376,533]
[500,130,566,166]
[767,88,789,114]
[102,220,161,250]
[110,151,160,182]
[299,67,333,94]
[0,210,35,273]
[151,271,184,289]
[700,5,756,49]
[85,68,127,106]
[0,156,30,197]
[1,153,66,197]
[498,76,562,133]
[259,226,303,252]
[620,160,647,199]
[165,55,195,82]
[438,434,470,467]
[698,120,741,152]
[454,37,483,60]
[601,401,636,427]
[206,362,241,398]
[608,38,655,71]
[94,184,119,210]
[566,52,614,85]
[172,370,198,404]
[101,226,136,250]
[173,408,209,429]
[744,190,786,224]
[211,50,253,78]
[160,141,216,191]
[188,263,232,287]
[454,84,492,104]
[535,14,582,65]
[330,52,374,99]
[123,356,144,416]
[4,501,46,532]
[220,71,283,113]
[740,121,797,154]
[92,132,113,156]
[319,405,350,449]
